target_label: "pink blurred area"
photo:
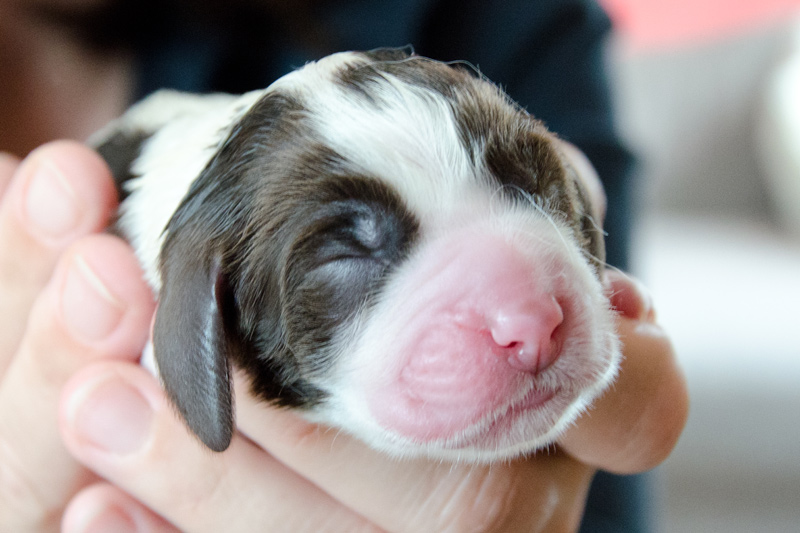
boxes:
[600,0,800,50]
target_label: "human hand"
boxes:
[0,142,154,532]
[48,138,688,532]
[57,266,687,532]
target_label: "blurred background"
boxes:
[601,0,800,530]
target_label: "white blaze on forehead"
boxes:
[267,51,366,93]
[292,55,485,227]
[114,52,386,290]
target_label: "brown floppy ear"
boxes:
[153,248,235,452]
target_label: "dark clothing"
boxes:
[132,0,633,272]
[126,0,645,529]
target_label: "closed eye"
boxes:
[309,200,407,266]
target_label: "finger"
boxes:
[63,483,179,533]
[0,141,117,369]
[0,152,21,199]
[59,362,381,533]
[558,316,689,474]
[556,140,606,224]
[234,376,595,533]
[0,235,154,530]
[604,269,656,322]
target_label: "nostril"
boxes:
[489,297,564,374]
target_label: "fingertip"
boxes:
[56,234,155,355]
[0,144,122,365]
[9,235,153,399]
[624,320,690,470]
[604,270,656,322]
[0,151,21,167]
[0,151,21,199]
[11,140,117,247]
[24,141,115,195]
[59,361,167,474]
[61,363,157,459]
[559,317,688,474]
[63,483,178,533]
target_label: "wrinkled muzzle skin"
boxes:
[327,219,618,462]
[92,48,621,462]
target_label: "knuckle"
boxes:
[0,224,53,292]
[172,471,226,525]
[20,298,82,389]
[0,435,58,531]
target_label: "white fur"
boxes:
[94,89,267,289]
[305,58,486,232]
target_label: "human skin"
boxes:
[0,142,688,533]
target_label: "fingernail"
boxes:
[23,159,83,240]
[72,376,153,455]
[82,506,137,533]
[62,255,126,343]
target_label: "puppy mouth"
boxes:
[440,385,562,452]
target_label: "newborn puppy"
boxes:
[92,49,620,463]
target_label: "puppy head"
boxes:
[115,49,618,461]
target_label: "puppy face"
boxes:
[95,49,619,462]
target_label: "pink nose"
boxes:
[489,296,564,374]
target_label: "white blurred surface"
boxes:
[757,20,800,237]
[634,215,800,532]
[636,215,800,391]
